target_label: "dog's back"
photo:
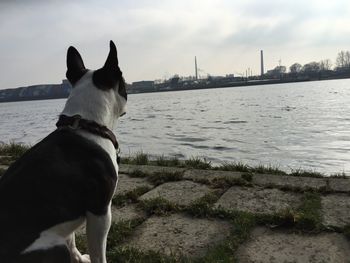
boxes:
[0,129,117,261]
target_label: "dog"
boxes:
[0,41,127,263]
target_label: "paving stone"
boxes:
[119,164,186,175]
[123,213,231,258]
[116,173,153,195]
[328,178,350,192]
[236,227,350,263]
[76,205,146,236]
[252,174,327,190]
[214,186,301,214]
[139,180,212,206]
[183,169,242,183]
[322,194,350,228]
[111,204,147,223]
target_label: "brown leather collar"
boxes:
[56,115,119,149]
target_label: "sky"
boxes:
[0,0,350,89]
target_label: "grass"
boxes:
[122,153,211,170]
[255,192,323,232]
[250,164,287,175]
[121,152,340,179]
[112,186,152,207]
[294,192,323,231]
[107,219,145,251]
[122,151,149,165]
[75,234,88,255]
[107,247,181,263]
[76,218,151,263]
[0,142,30,162]
[184,157,212,169]
[128,169,184,186]
[186,192,221,218]
[217,161,250,172]
[148,171,184,186]
[216,162,287,176]
[241,172,253,182]
[3,143,348,261]
[197,193,322,262]
[289,168,325,178]
[211,176,251,189]
[330,171,348,178]
[255,208,296,229]
[1,142,348,179]
[138,197,181,216]
[128,169,149,178]
[198,212,255,263]
[76,190,328,263]
[155,155,181,167]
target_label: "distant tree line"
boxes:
[266,51,350,80]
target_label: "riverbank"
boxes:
[1,146,350,262]
[1,75,350,103]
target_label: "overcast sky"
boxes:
[0,0,349,89]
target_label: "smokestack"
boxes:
[260,50,264,77]
[195,56,198,80]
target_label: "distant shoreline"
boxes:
[1,76,350,103]
[0,95,68,103]
[132,76,350,94]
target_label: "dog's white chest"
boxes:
[23,217,85,254]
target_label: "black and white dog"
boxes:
[0,41,127,263]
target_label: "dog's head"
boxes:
[64,41,127,126]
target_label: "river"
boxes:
[1,79,350,175]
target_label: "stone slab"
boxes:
[76,205,146,236]
[111,204,147,223]
[116,173,153,195]
[119,164,186,176]
[322,194,350,228]
[123,213,231,258]
[139,180,212,206]
[183,169,242,183]
[252,174,327,190]
[214,186,301,214]
[328,178,350,192]
[236,227,350,263]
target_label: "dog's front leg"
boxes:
[86,204,112,263]
[67,233,91,263]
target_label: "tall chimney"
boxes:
[260,50,264,77]
[195,56,198,80]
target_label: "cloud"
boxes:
[0,0,350,88]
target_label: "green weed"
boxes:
[0,142,30,160]
[218,161,250,172]
[184,157,211,170]
[138,197,180,216]
[112,186,152,207]
[148,171,184,186]
[186,193,221,217]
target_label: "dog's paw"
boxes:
[80,254,91,263]
[71,249,91,263]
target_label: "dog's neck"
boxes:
[61,71,121,131]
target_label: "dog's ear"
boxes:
[93,40,122,90]
[66,46,87,86]
[104,40,119,70]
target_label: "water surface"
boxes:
[1,79,350,175]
